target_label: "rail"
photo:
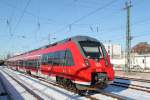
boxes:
[0,72,12,100]
[6,68,125,100]
[2,69,43,100]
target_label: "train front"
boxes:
[73,37,114,90]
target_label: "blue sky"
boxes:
[0,0,150,58]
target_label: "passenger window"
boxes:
[59,51,66,66]
[41,50,74,66]
[53,52,60,66]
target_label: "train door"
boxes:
[52,50,67,78]
[47,53,54,78]
[34,58,40,76]
[37,56,42,76]
[40,54,49,78]
[63,49,74,79]
[62,50,67,75]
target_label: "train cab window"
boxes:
[79,41,103,59]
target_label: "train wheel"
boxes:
[26,70,31,75]
[70,82,76,91]
[101,83,108,89]
[78,90,87,96]
[56,76,63,85]
[63,78,67,87]
[60,77,64,86]
[65,79,74,90]
[16,67,18,71]
[56,77,78,92]
[66,79,71,89]
[56,76,61,84]
[56,76,59,84]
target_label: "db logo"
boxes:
[96,62,101,66]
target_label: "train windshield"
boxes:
[79,41,105,59]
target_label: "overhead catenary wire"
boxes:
[98,16,150,37]
[57,16,150,41]
[53,0,118,34]
[107,32,150,42]
[36,0,118,44]
[0,0,30,43]
[133,33,150,39]
[1,0,149,53]
[6,5,16,37]
[39,16,150,45]
[13,0,31,34]
[6,19,13,37]
[0,0,52,23]
[1,0,120,39]
[34,1,41,42]
[1,0,148,37]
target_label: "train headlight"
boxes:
[84,59,90,67]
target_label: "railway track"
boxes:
[95,89,126,100]
[112,82,150,93]
[0,72,11,100]
[31,75,125,100]
[113,77,150,93]
[115,76,150,83]
[5,68,125,100]
[10,69,99,100]
[2,69,54,100]
[3,68,93,100]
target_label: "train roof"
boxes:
[70,35,99,42]
[7,35,100,60]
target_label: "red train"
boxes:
[5,36,114,92]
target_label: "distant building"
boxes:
[104,42,122,59]
[131,42,150,54]
[108,42,150,71]
[131,53,150,69]
[131,42,150,69]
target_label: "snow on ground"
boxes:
[3,68,88,100]
[1,66,150,100]
[105,85,150,100]
[91,93,118,100]
[115,78,150,87]
[3,67,119,100]
[6,68,118,100]
[0,69,37,100]
[115,70,150,80]
[0,72,9,100]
